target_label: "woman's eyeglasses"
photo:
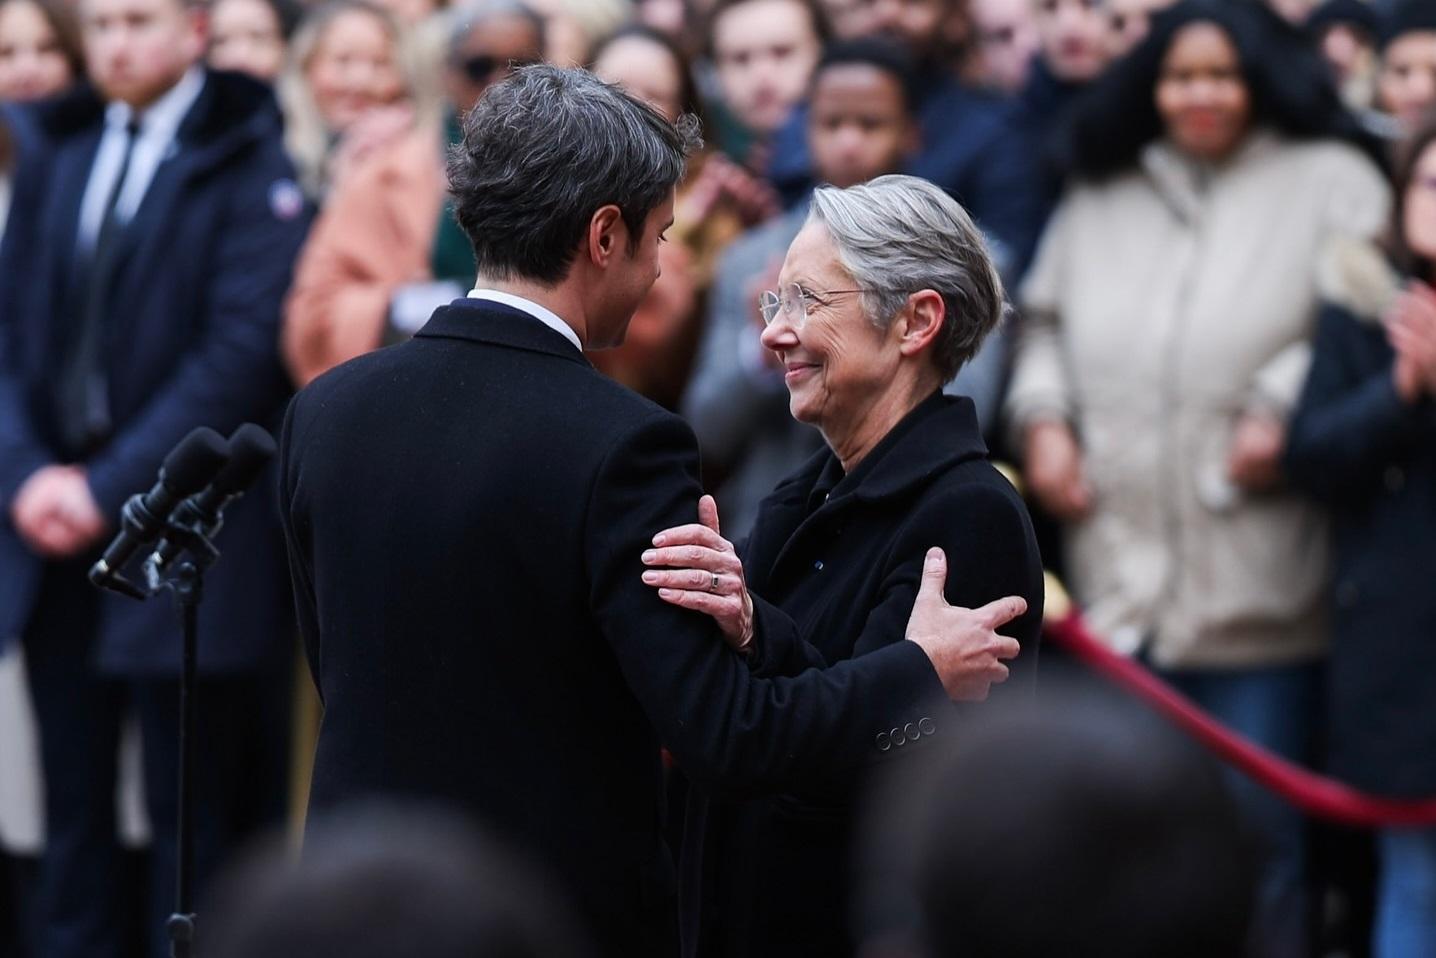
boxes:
[759,283,867,327]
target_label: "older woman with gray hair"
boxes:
[641,174,1045,957]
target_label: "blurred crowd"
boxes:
[2,0,1436,955]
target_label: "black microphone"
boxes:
[148,423,277,572]
[89,427,231,593]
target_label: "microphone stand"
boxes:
[97,518,221,958]
[92,421,273,958]
[144,521,220,958]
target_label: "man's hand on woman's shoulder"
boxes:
[904,547,1025,702]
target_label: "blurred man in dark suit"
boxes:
[0,0,309,952]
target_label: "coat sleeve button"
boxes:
[876,731,891,752]
[891,727,906,747]
[918,717,937,736]
[904,722,920,740]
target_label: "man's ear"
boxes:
[896,289,946,359]
[586,204,626,268]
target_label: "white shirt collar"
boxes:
[467,287,583,353]
[104,65,205,143]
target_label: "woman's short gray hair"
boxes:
[807,174,1007,383]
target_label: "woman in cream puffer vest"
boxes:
[1005,3,1389,956]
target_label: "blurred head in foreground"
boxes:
[859,685,1255,957]
[204,804,592,958]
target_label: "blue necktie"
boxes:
[57,118,140,456]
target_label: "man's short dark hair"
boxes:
[813,38,920,112]
[446,65,701,285]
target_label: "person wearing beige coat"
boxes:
[1004,3,1390,956]
[1008,130,1389,669]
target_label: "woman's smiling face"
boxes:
[1154,21,1252,164]
[760,221,901,433]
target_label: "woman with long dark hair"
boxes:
[1005,2,1390,955]
[1285,115,1436,957]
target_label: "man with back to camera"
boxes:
[279,65,1027,958]
[0,0,309,952]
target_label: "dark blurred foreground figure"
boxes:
[859,686,1255,958]
[203,805,592,958]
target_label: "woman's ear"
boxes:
[587,204,625,267]
[897,289,946,358]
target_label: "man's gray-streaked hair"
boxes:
[447,65,703,284]
[807,175,1006,383]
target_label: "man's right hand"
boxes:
[904,547,1025,702]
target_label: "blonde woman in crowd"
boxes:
[277,0,414,200]
[1007,2,1388,955]
[281,2,543,386]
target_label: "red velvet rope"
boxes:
[1045,611,1436,828]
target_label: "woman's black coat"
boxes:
[1286,298,1436,798]
[681,393,1045,957]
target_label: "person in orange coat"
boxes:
[281,2,543,386]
